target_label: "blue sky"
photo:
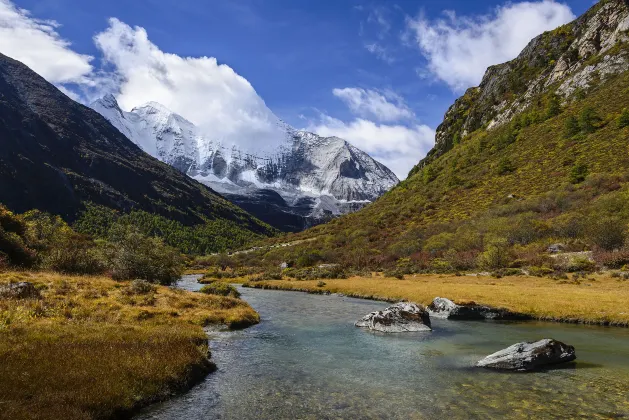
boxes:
[1,0,595,177]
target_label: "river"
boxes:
[137,275,629,419]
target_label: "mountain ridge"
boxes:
[412,0,629,175]
[91,95,399,231]
[0,52,274,238]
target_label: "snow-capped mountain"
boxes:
[91,95,399,231]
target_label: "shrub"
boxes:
[593,248,629,268]
[527,266,555,277]
[579,106,600,133]
[496,157,516,175]
[587,216,626,251]
[0,205,35,268]
[564,115,580,138]
[545,94,561,119]
[617,108,629,128]
[102,228,184,285]
[569,161,588,184]
[23,211,104,274]
[199,283,241,298]
[477,241,514,270]
[127,280,156,295]
[200,270,238,282]
[316,281,326,288]
[383,269,405,279]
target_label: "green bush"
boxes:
[587,216,626,251]
[101,227,184,285]
[579,106,600,133]
[0,205,36,268]
[23,211,104,275]
[477,241,514,270]
[569,161,588,184]
[564,115,580,138]
[496,157,516,175]
[617,108,629,128]
[199,283,241,298]
[127,279,156,295]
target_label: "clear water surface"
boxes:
[137,275,629,419]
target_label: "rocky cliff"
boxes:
[413,0,629,174]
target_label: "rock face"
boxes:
[355,302,432,333]
[428,297,530,321]
[412,0,629,175]
[476,339,577,371]
[0,282,39,299]
[91,96,399,232]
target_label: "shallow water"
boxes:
[138,275,629,419]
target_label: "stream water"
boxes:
[137,275,629,419]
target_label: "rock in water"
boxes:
[428,297,530,320]
[0,282,40,299]
[355,302,432,333]
[476,339,576,371]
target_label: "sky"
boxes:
[0,0,596,178]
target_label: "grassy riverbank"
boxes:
[237,273,629,326]
[0,271,259,420]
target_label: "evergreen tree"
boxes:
[617,108,629,128]
[569,161,588,184]
[564,115,580,138]
[579,106,599,133]
[545,94,561,119]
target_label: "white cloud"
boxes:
[364,43,394,64]
[0,0,93,84]
[333,87,413,122]
[407,0,575,91]
[306,114,434,179]
[93,18,285,154]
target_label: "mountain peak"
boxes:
[133,101,175,115]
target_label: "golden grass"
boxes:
[242,273,629,326]
[0,271,259,420]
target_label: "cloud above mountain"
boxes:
[0,0,93,84]
[93,18,286,154]
[407,0,575,91]
[306,88,434,179]
[332,88,414,122]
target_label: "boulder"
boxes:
[476,339,576,371]
[0,282,40,299]
[355,302,432,333]
[428,297,530,321]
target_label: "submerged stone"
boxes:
[476,339,576,371]
[355,302,432,333]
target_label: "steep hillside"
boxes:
[0,53,275,246]
[236,0,629,272]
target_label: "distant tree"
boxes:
[496,157,516,175]
[545,94,562,119]
[422,165,438,184]
[587,216,627,251]
[569,161,589,184]
[617,108,629,129]
[579,107,600,133]
[564,115,580,138]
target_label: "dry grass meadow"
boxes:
[241,273,629,326]
[0,271,259,420]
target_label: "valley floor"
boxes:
[237,273,629,327]
[0,271,259,420]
